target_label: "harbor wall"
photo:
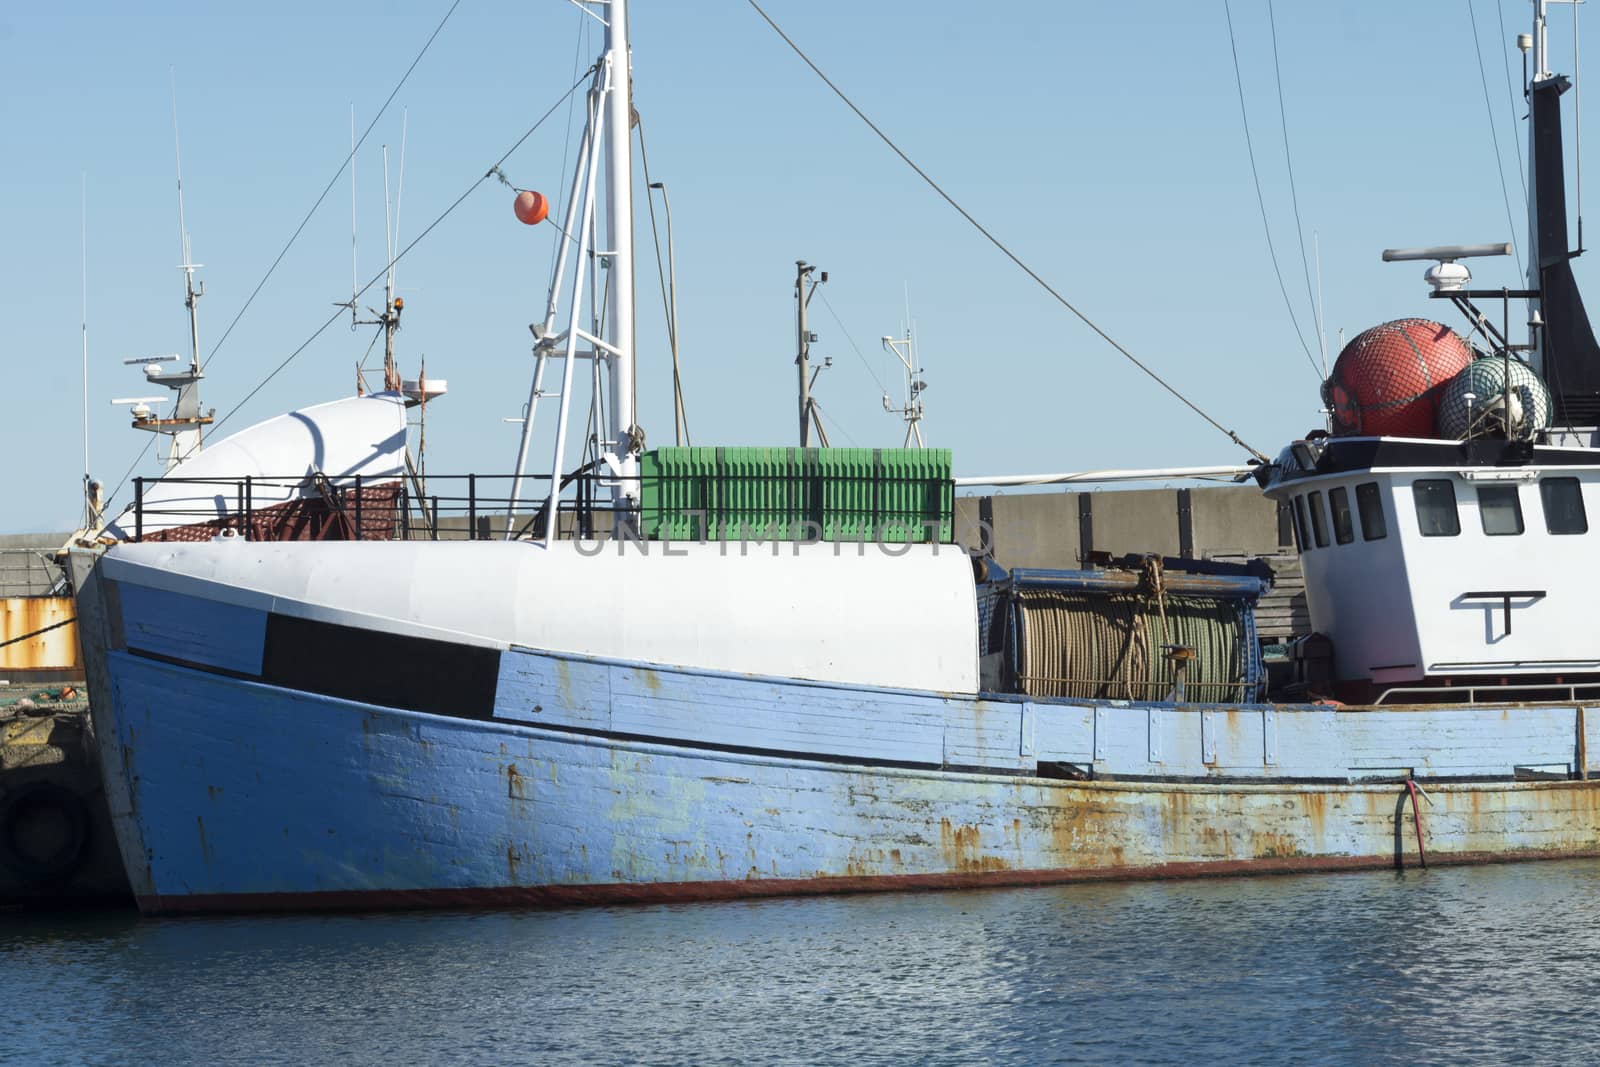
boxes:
[0,693,131,904]
[0,532,71,598]
[954,486,1289,569]
[955,485,1307,640]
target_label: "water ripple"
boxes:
[3,860,1598,1065]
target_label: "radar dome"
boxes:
[1323,318,1472,437]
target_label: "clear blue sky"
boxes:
[0,1,1586,532]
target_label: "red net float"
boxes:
[1322,318,1471,437]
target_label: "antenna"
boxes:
[394,108,407,299]
[161,69,208,468]
[346,124,408,396]
[382,144,393,301]
[81,172,93,529]
[379,140,401,391]
[1314,230,1328,377]
[349,104,358,329]
[881,325,928,448]
[795,260,828,446]
[170,69,203,373]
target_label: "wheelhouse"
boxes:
[1261,435,1600,701]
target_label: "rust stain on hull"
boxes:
[137,846,1600,916]
[939,818,1009,873]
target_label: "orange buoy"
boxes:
[514,190,549,225]
[1323,318,1471,437]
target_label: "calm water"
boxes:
[4,860,1599,1066]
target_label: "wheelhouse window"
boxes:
[1476,485,1524,536]
[1307,490,1330,548]
[1412,479,1460,537]
[1541,477,1588,534]
[1294,495,1312,551]
[1329,486,1354,545]
[1356,482,1387,541]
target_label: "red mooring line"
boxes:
[1405,779,1428,868]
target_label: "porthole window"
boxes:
[1329,487,1354,545]
[1307,490,1330,548]
[1413,479,1460,537]
[1477,484,1524,536]
[1541,477,1588,534]
[1356,482,1387,541]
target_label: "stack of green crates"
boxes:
[638,447,953,543]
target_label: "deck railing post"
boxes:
[469,474,477,541]
[133,478,144,542]
[1580,705,1590,781]
[354,474,364,541]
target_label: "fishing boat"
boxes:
[69,1,1600,914]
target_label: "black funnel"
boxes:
[1532,74,1600,424]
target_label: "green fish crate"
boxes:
[639,447,953,543]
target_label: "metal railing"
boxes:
[1375,680,1600,706]
[125,470,955,545]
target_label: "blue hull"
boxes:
[69,557,1600,913]
[94,647,1600,913]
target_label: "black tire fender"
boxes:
[0,781,91,885]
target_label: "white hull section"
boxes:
[99,539,982,693]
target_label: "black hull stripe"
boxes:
[260,613,500,720]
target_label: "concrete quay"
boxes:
[0,689,130,907]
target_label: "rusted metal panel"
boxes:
[0,597,79,671]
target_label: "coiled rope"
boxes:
[1011,567,1250,702]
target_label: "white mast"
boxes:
[603,0,638,515]
[122,70,211,472]
[507,0,639,540]
[881,328,927,448]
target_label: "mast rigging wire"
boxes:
[1495,0,1531,207]
[1223,0,1321,382]
[745,0,1267,462]
[637,114,691,445]
[1266,1,1326,369]
[815,288,892,396]
[104,0,464,501]
[201,0,462,373]
[207,69,597,440]
[547,8,590,284]
[105,66,597,510]
[1469,0,1528,276]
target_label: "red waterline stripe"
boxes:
[137,846,1600,916]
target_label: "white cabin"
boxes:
[1261,434,1600,698]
